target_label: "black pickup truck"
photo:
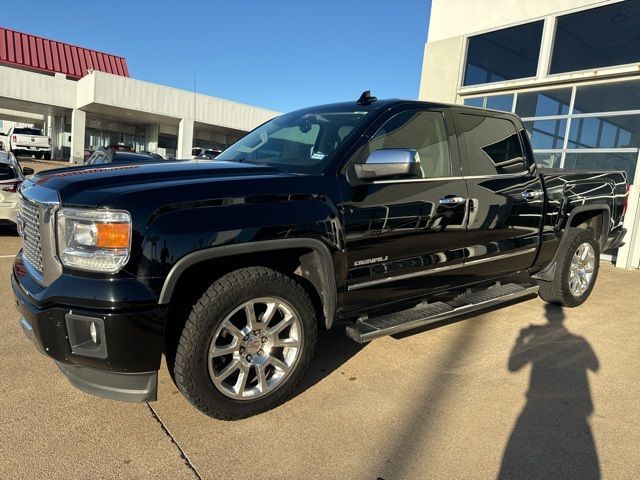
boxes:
[13,93,628,419]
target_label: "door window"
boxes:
[366,110,452,178]
[459,114,526,175]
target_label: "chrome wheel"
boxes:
[568,242,595,297]
[207,297,303,400]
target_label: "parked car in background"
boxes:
[85,147,164,165]
[7,127,51,159]
[0,132,7,151]
[0,151,33,224]
[140,151,165,161]
[192,147,222,159]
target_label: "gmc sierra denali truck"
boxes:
[13,93,628,420]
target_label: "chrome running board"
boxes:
[345,283,539,343]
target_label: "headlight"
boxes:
[57,208,132,273]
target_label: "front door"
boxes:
[453,109,544,282]
[342,107,469,311]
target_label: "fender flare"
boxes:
[533,204,610,282]
[158,238,338,329]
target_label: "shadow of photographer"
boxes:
[498,304,600,479]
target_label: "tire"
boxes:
[537,228,599,307]
[43,152,51,160]
[172,267,317,420]
[37,153,44,160]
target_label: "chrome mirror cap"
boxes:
[355,148,421,181]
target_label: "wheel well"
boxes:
[569,209,606,248]
[163,248,328,356]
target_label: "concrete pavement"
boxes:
[1,161,639,479]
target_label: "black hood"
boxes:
[25,160,291,206]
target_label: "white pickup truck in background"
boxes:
[7,127,52,159]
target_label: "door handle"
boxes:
[521,190,543,200]
[438,196,467,206]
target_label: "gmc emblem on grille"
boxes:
[16,215,25,238]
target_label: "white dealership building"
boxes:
[0,27,278,162]
[420,0,640,269]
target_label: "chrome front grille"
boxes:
[17,196,44,273]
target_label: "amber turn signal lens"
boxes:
[96,223,130,248]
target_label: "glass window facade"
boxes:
[461,79,640,182]
[463,21,544,86]
[573,81,640,114]
[463,94,514,112]
[550,0,640,74]
[514,80,640,182]
[523,119,567,149]
[563,152,638,176]
[568,116,640,149]
[516,88,571,118]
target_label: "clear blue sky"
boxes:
[3,0,431,112]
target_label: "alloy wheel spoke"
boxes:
[209,342,237,359]
[215,359,241,382]
[272,337,300,348]
[268,315,294,336]
[245,303,258,330]
[270,356,291,373]
[261,301,279,326]
[234,364,250,396]
[222,320,245,341]
[256,363,269,393]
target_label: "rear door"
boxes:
[342,106,469,310]
[453,109,544,279]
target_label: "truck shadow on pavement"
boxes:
[292,331,366,398]
[499,304,600,479]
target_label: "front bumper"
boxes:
[12,254,167,403]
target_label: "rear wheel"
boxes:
[43,152,51,160]
[172,267,317,419]
[537,228,599,307]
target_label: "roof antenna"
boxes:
[357,90,377,106]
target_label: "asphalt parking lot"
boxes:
[1,160,639,479]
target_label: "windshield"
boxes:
[14,128,42,136]
[216,109,370,174]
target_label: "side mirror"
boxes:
[355,149,421,181]
[22,167,34,176]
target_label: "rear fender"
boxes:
[533,204,610,282]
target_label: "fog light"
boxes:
[90,322,98,344]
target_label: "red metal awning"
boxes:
[0,26,129,79]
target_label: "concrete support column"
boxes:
[70,109,86,164]
[177,118,194,159]
[145,124,159,153]
[616,184,640,269]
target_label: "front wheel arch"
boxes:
[159,239,337,329]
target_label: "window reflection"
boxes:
[564,152,637,182]
[551,0,640,74]
[516,89,572,118]
[573,81,640,114]
[523,120,567,149]
[463,21,544,86]
[568,116,640,149]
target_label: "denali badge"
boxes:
[354,256,388,267]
